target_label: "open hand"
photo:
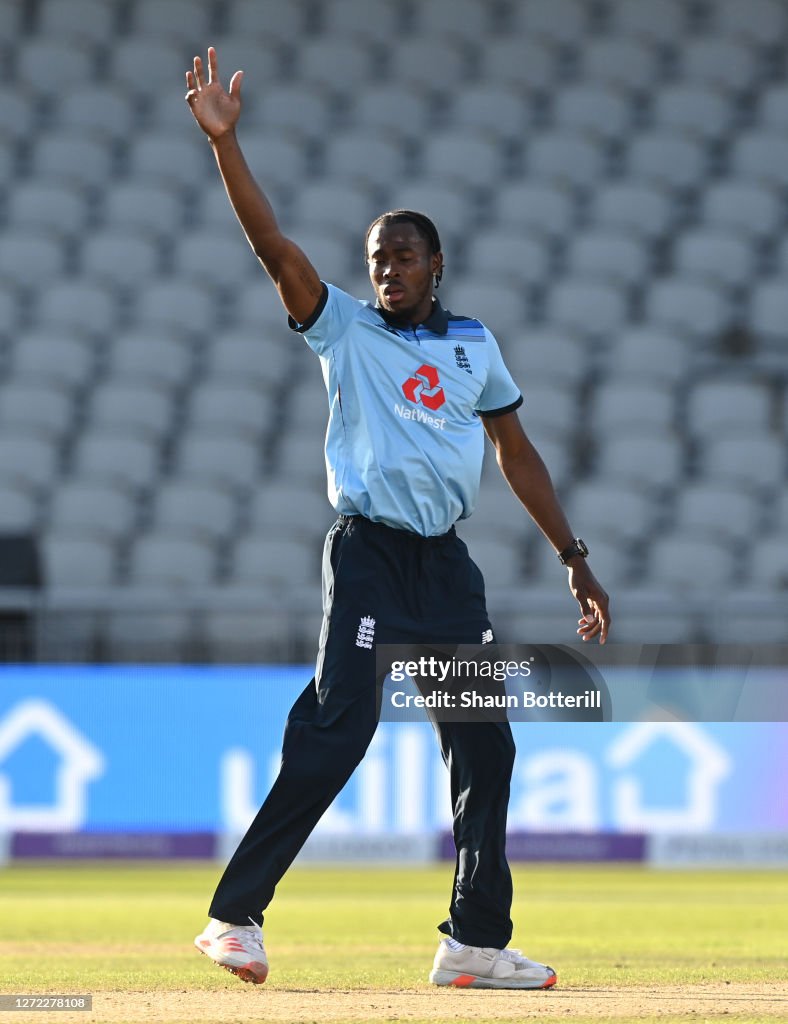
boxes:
[185,47,243,141]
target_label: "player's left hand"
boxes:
[567,561,610,644]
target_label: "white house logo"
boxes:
[0,700,105,831]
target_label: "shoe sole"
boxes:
[194,940,269,985]
[429,968,557,990]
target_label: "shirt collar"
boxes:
[374,296,450,336]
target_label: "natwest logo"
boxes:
[402,364,446,411]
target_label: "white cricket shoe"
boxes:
[429,937,557,989]
[194,917,269,984]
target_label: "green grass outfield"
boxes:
[1,862,786,1024]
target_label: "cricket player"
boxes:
[187,48,610,990]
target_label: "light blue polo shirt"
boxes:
[290,283,523,536]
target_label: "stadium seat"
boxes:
[589,380,675,436]
[565,230,650,287]
[132,0,213,40]
[479,38,559,92]
[244,84,335,143]
[152,480,238,543]
[527,132,606,191]
[386,39,468,92]
[175,431,261,490]
[502,330,589,388]
[673,229,755,290]
[87,382,173,442]
[607,328,692,384]
[323,0,411,43]
[670,482,761,544]
[226,0,306,40]
[648,533,738,589]
[448,86,532,141]
[626,131,707,192]
[0,435,59,492]
[204,328,291,386]
[15,39,97,96]
[128,134,212,190]
[530,533,630,586]
[350,85,434,141]
[173,228,259,288]
[681,37,761,95]
[411,0,494,40]
[749,279,788,344]
[276,434,332,486]
[80,230,162,288]
[565,480,653,543]
[231,534,320,586]
[324,132,409,189]
[295,38,379,94]
[545,278,628,338]
[441,278,527,333]
[30,131,113,189]
[108,332,193,389]
[71,433,161,491]
[202,605,296,663]
[699,433,784,491]
[42,534,117,587]
[127,533,217,587]
[187,382,271,437]
[749,537,788,590]
[0,90,36,143]
[711,593,788,643]
[0,231,67,287]
[609,0,686,45]
[468,537,528,587]
[590,181,674,240]
[36,0,117,45]
[595,433,685,490]
[494,182,575,241]
[6,181,91,237]
[652,85,734,143]
[645,277,729,339]
[552,85,633,144]
[48,481,138,541]
[0,381,73,441]
[608,592,696,643]
[464,231,551,288]
[711,0,787,48]
[0,283,23,336]
[280,380,331,435]
[286,228,354,279]
[109,38,200,100]
[248,481,335,539]
[685,379,773,437]
[288,181,378,238]
[101,181,183,238]
[518,384,578,436]
[420,130,505,191]
[700,179,782,241]
[10,331,94,390]
[731,131,788,190]
[0,483,37,531]
[33,279,118,338]
[757,84,788,130]
[133,279,218,333]
[384,182,473,246]
[579,36,661,94]
[510,0,587,48]
[56,84,137,144]
[234,281,296,329]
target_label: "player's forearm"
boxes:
[498,447,575,554]
[210,131,288,271]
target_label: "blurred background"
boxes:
[0,0,787,873]
[0,0,786,664]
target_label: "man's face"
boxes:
[367,222,442,322]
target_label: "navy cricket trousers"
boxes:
[209,514,516,949]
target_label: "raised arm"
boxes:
[483,411,611,644]
[185,47,323,324]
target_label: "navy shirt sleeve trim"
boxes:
[478,394,524,418]
[288,282,329,333]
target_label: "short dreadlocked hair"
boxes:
[364,210,444,287]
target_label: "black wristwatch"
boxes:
[557,538,589,565]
